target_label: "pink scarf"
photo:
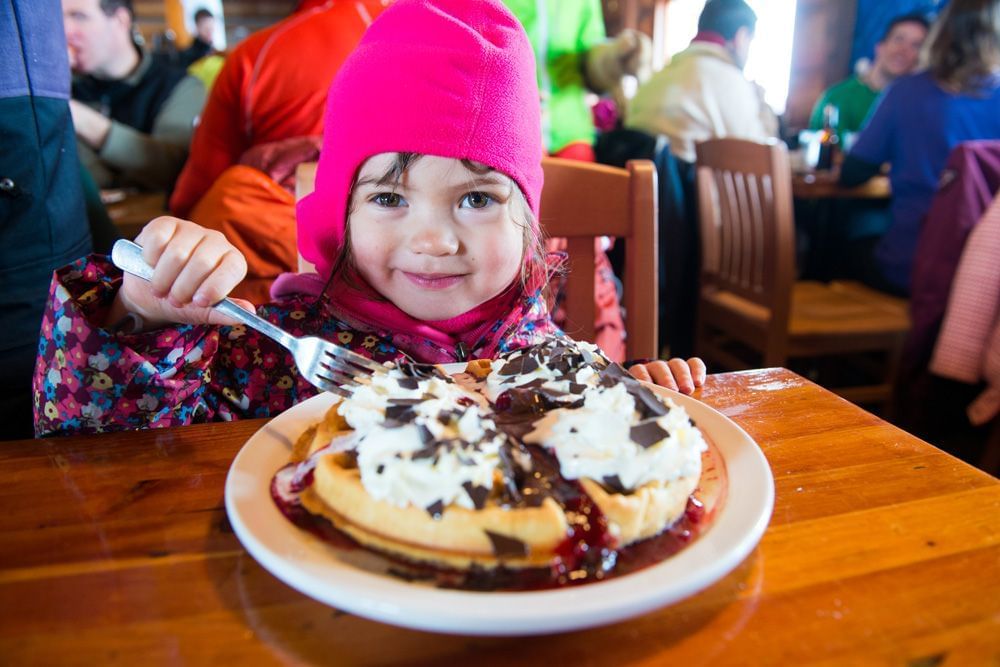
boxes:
[270,270,543,363]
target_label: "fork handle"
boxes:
[111,239,297,351]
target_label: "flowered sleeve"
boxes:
[32,255,316,436]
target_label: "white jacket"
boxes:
[626,42,777,162]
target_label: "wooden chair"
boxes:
[694,138,909,406]
[296,158,659,360]
[538,157,658,361]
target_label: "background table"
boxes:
[102,190,167,240]
[793,171,891,200]
[1,369,997,664]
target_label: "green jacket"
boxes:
[503,0,606,153]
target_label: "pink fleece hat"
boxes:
[296,0,544,278]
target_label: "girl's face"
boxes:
[348,154,525,321]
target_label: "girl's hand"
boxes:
[627,358,706,394]
[113,217,251,331]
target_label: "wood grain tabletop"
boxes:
[1,368,997,666]
[792,172,891,200]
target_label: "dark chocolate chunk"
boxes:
[598,363,628,387]
[485,530,528,558]
[425,499,445,519]
[396,377,420,390]
[376,464,384,474]
[384,402,418,421]
[497,355,524,376]
[416,424,434,444]
[631,385,669,418]
[411,445,437,460]
[630,420,669,448]
[602,474,627,494]
[463,481,489,509]
[520,355,539,374]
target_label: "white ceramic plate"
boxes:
[225,373,774,636]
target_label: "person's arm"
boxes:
[839,86,896,187]
[97,76,206,190]
[839,153,881,187]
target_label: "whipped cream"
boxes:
[524,383,706,491]
[484,338,608,401]
[333,365,502,513]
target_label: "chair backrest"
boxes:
[295,157,659,359]
[539,156,658,360]
[695,138,795,335]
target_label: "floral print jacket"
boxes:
[33,256,559,436]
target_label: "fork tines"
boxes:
[325,345,387,375]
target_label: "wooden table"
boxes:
[2,369,998,664]
[793,171,891,200]
[103,190,168,240]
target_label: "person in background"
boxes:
[64,0,206,190]
[840,0,1000,297]
[625,0,777,164]
[502,0,649,361]
[179,7,216,67]
[502,0,651,161]
[167,1,386,304]
[2,0,92,440]
[809,14,929,144]
[33,0,703,437]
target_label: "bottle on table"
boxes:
[816,104,840,171]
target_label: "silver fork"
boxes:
[111,239,386,397]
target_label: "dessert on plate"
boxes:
[273,339,709,586]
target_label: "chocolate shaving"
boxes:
[376,464,384,474]
[496,443,524,504]
[462,481,489,509]
[411,445,437,460]
[630,420,669,448]
[416,424,434,444]
[425,500,445,519]
[497,355,525,376]
[628,384,669,418]
[396,378,419,390]
[598,363,628,387]
[485,530,528,558]
[520,355,539,374]
[384,402,418,421]
[602,474,627,494]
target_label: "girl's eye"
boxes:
[460,192,494,209]
[372,192,404,207]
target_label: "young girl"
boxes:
[33,0,704,436]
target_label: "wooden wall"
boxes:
[786,0,858,129]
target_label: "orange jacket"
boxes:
[169,1,385,217]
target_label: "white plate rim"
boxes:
[224,373,774,636]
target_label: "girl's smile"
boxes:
[348,154,525,321]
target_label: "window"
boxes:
[660,0,797,114]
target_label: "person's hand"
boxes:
[68,99,112,150]
[112,217,251,331]
[628,358,706,394]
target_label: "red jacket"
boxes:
[169,1,385,216]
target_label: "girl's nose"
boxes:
[408,218,460,256]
